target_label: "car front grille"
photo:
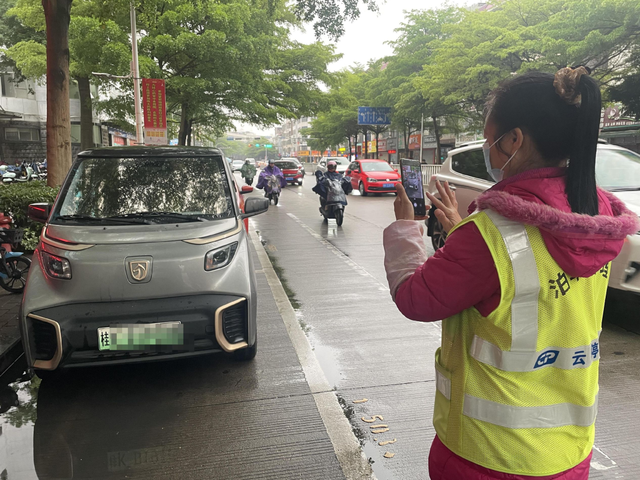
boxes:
[222,302,247,344]
[31,318,58,361]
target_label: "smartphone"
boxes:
[400,158,427,217]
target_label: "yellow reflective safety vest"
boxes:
[433,210,608,476]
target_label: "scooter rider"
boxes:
[239,159,257,185]
[313,161,353,212]
[256,159,286,197]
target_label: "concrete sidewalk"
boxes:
[0,289,22,376]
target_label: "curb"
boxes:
[0,337,23,378]
[249,226,376,480]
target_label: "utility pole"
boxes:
[130,1,143,145]
[419,113,424,164]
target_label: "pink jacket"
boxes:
[383,167,640,480]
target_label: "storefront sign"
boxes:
[142,78,167,145]
[387,149,397,154]
[367,140,377,152]
[409,134,421,150]
[387,138,397,150]
[378,139,388,151]
[298,150,310,156]
[311,150,321,156]
[601,106,640,128]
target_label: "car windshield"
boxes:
[596,148,640,191]
[276,161,298,169]
[53,156,234,224]
[361,162,394,172]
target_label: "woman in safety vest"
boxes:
[384,67,640,479]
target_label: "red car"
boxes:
[275,159,304,186]
[346,159,400,196]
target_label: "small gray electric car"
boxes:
[20,147,269,377]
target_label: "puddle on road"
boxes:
[0,361,40,479]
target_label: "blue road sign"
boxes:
[358,107,392,125]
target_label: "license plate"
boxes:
[98,322,183,351]
[286,177,293,181]
[383,183,393,188]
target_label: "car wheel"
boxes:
[233,340,257,361]
[35,369,61,381]
[431,216,447,250]
[359,182,368,196]
[298,179,303,186]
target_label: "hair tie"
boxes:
[553,66,590,106]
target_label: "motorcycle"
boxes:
[244,176,254,186]
[265,175,281,205]
[0,165,16,184]
[319,178,349,226]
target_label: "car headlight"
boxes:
[205,242,238,271]
[40,250,72,279]
[367,178,378,182]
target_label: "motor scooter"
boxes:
[319,178,347,226]
[265,175,281,205]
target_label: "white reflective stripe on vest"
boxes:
[484,211,540,352]
[463,394,598,429]
[435,367,451,400]
[470,335,601,372]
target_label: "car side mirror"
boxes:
[242,197,270,218]
[28,203,52,223]
[240,185,254,194]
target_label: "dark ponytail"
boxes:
[485,68,602,216]
[566,74,601,216]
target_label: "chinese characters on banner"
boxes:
[142,79,167,145]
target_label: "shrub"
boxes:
[0,181,60,251]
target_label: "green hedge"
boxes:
[0,181,60,251]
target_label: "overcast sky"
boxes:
[234,0,472,136]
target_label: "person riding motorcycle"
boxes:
[239,159,257,185]
[313,161,353,212]
[256,159,286,197]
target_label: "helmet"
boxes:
[327,160,337,170]
[269,158,275,164]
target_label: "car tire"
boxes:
[431,216,447,250]
[298,179,303,186]
[35,369,61,381]
[233,340,257,361]
[359,182,368,196]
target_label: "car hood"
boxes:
[45,218,240,245]
[363,171,400,180]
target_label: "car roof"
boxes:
[78,146,224,158]
[359,159,388,162]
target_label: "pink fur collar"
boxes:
[476,189,640,239]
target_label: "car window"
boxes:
[361,162,394,172]
[450,149,494,182]
[348,162,358,171]
[54,156,234,224]
[596,148,640,191]
[276,161,298,169]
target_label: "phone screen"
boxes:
[400,159,426,217]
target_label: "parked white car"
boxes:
[426,142,640,296]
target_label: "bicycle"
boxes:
[0,229,31,293]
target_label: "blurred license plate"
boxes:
[98,322,183,351]
[286,177,294,180]
[384,183,393,188]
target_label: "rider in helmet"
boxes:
[240,158,257,184]
[256,158,286,194]
[313,160,353,211]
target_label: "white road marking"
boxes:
[286,213,389,292]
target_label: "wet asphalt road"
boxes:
[0,171,639,479]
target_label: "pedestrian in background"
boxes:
[384,67,640,479]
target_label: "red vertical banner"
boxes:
[142,78,167,144]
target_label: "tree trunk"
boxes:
[348,136,352,160]
[433,116,441,164]
[403,125,409,159]
[375,130,379,159]
[363,130,368,158]
[77,76,93,151]
[43,0,73,188]
[178,103,189,145]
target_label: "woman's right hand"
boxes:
[426,181,462,234]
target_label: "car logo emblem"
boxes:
[129,260,150,281]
